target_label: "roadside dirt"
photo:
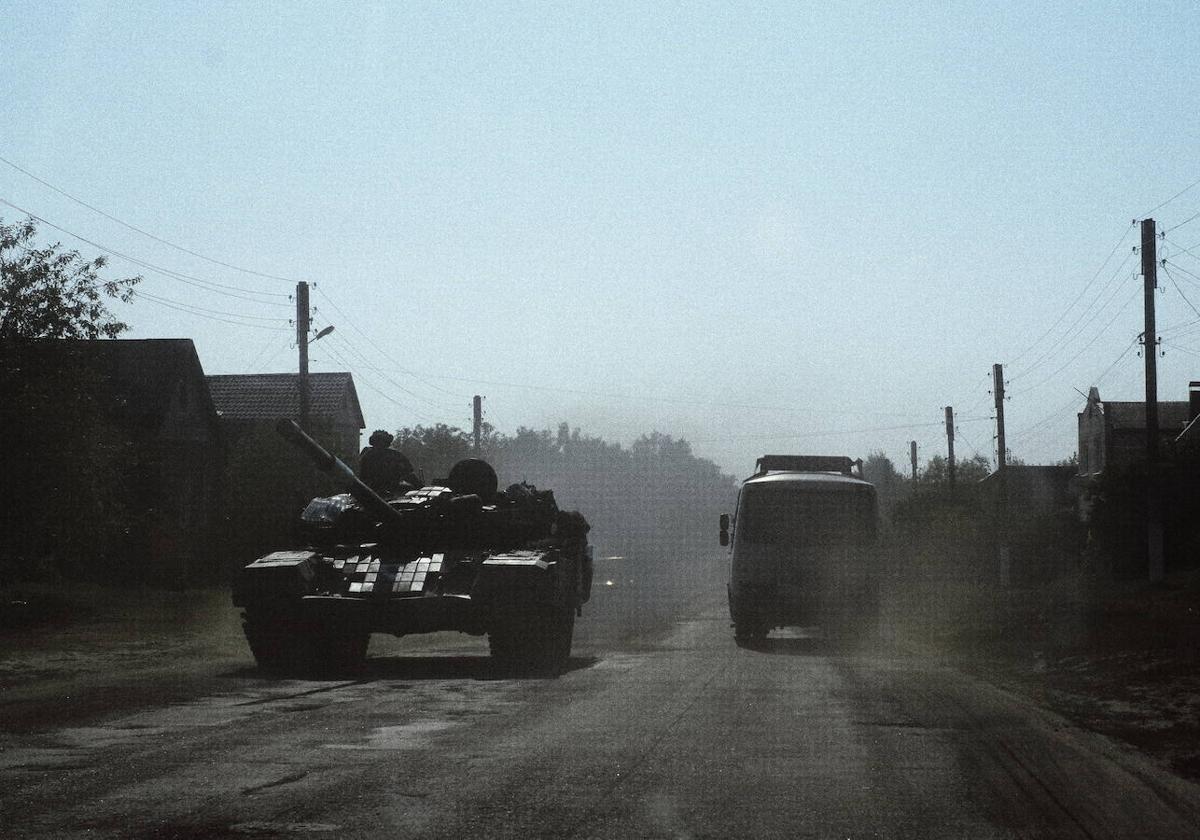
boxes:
[893,568,1200,782]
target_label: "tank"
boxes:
[232,420,593,676]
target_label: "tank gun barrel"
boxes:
[275,418,404,527]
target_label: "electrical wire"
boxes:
[323,328,461,413]
[1164,210,1200,235]
[687,415,992,445]
[1164,238,1200,263]
[1162,264,1200,320]
[1009,245,1135,381]
[0,197,291,304]
[253,339,294,373]
[1011,286,1141,397]
[1005,223,1134,373]
[243,331,291,373]
[1161,341,1200,360]
[1163,259,1200,287]
[0,153,297,285]
[1142,175,1200,218]
[313,286,466,398]
[1007,336,1138,450]
[131,290,289,331]
[319,339,440,423]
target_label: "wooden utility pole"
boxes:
[910,441,918,480]
[945,406,956,489]
[994,363,1010,587]
[296,281,311,434]
[472,395,483,454]
[993,364,1007,471]
[1142,219,1164,581]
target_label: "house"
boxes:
[1076,386,1193,476]
[0,338,224,585]
[206,372,364,463]
[1173,382,1200,455]
[980,465,1076,513]
[205,372,365,562]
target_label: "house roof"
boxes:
[0,338,218,436]
[206,372,364,428]
[1100,401,1191,432]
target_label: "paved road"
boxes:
[3,584,1200,839]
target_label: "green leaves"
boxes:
[0,216,141,339]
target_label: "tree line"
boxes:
[392,422,738,566]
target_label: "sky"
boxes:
[4,1,1200,478]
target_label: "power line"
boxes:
[243,331,291,373]
[1164,210,1200,235]
[1009,243,1135,381]
[688,415,993,445]
[0,197,292,305]
[1011,286,1141,397]
[1163,259,1200,287]
[1142,175,1200,218]
[253,338,294,373]
[1005,223,1134,374]
[1162,264,1200,320]
[132,290,289,331]
[132,289,288,323]
[322,327,460,413]
[0,153,297,285]
[319,338,440,423]
[313,285,466,398]
[1164,238,1200,263]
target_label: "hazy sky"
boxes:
[4,2,1200,477]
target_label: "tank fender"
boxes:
[471,549,569,608]
[233,550,320,607]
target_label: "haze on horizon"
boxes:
[4,2,1200,477]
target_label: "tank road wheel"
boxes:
[307,628,370,676]
[242,613,309,675]
[489,604,575,677]
[243,613,369,677]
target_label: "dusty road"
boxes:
[3,578,1200,839]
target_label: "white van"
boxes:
[720,455,878,643]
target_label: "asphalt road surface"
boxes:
[3,580,1200,839]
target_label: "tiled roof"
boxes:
[206,372,364,428]
[0,338,217,434]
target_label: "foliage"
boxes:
[861,450,909,527]
[391,421,737,564]
[0,216,140,339]
[918,453,991,485]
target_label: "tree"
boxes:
[0,216,140,339]
[919,453,991,485]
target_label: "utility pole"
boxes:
[472,395,483,454]
[993,364,1007,472]
[994,363,1010,587]
[1142,219,1164,582]
[910,441,918,481]
[945,406,956,489]
[296,281,310,434]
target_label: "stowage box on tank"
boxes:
[232,420,593,677]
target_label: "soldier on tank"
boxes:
[358,429,418,494]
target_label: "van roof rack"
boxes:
[755,455,862,476]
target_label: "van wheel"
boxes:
[734,621,768,647]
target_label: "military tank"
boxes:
[232,419,592,677]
